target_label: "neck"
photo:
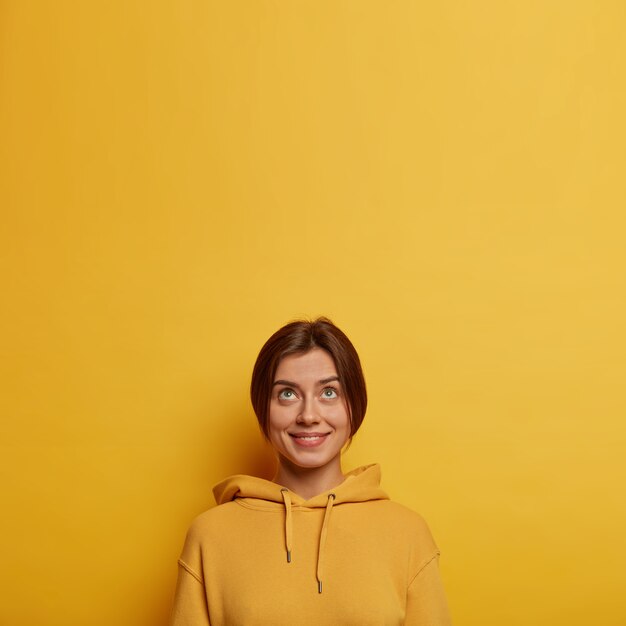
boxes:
[273,456,345,500]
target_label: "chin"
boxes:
[280,450,341,471]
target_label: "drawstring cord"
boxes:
[280,488,293,563]
[316,493,336,594]
[280,489,336,593]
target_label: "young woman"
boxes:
[170,318,452,625]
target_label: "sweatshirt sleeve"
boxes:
[169,520,211,626]
[404,553,452,626]
[170,562,210,626]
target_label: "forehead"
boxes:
[274,348,338,381]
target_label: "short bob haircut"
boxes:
[250,317,367,439]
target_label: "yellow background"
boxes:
[1,1,625,624]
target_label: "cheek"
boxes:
[268,403,294,431]
[327,404,351,430]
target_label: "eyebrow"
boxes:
[272,375,340,387]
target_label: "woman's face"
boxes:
[268,348,350,473]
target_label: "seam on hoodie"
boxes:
[178,558,204,584]
[235,500,282,512]
[235,499,324,512]
[407,550,441,588]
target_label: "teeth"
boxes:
[299,436,321,440]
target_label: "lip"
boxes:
[288,432,331,448]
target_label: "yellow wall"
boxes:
[1,2,625,624]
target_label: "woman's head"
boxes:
[250,317,367,440]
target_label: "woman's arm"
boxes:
[404,553,452,626]
[169,559,211,626]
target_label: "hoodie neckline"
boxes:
[212,463,389,508]
[212,464,388,594]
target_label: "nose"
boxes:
[296,395,320,425]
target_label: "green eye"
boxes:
[278,389,296,400]
[322,388,338,399]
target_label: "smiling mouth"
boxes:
[288,432,331,447]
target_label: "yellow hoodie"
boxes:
[170,464,451,625]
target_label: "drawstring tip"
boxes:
[318,581,322,594]
[286,550,291,563]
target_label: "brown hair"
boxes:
[250,317,367,439]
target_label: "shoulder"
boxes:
[368,499,436,536]
[344,498,439,555]
[177,502,241,573]
[371,500,440,570]
[183,502,241,545]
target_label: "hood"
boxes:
[212,464,389,594]
[213,463,389,507]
